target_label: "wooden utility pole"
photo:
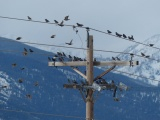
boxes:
[48,34,139,120]
[86,35,94,120]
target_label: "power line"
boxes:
[0,108,85,119]
[0,15,160,51]
[0,38,159,62]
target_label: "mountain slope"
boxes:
[0,37,160,120]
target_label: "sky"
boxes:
[0,0,160,58]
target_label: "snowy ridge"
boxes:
[116,34,160,86]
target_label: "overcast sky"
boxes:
[0,0,160,58]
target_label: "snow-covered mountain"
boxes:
[0,37,160,120]
[115,34,160,86]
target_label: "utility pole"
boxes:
[48,33,139,120]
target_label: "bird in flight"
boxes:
[45,19,49,22]
[107,30,112,34]
[16,37,22,40]
[51,35,56,38]
[66,40,73,45]
[77,23,83,27]
[27,16,32,20]
[64,15,70,21]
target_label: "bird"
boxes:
[76,23,83,27]
[86,27,90,31]
[18,79,23,83]
[12,63,17,67]
[107,30,112,34]
[34,82,39,86]
[54,20,59,24]
[94,58,97,62]
[141,52,145,56]
[73,25,76,30]
[58,20,64,27]
[65,39,73,45]
[130,35,134,40]
[23,48,28,55]
[45,19,49,22]
[51,35,56,38]
[48,57,51,61]
[26,94,32,99]
[130,53,134,56]
[20,67,25,70]
[115,32,122,37]
[24,48,28,52]
[145,55,150,58]
[149,44,154,47]
[64,15,70,21]
[116,57,120,61]
[16,37,22,40]
[76,30,78,34]
[29,49,34,53]
[1,86,7,88]
[27,16,32,20]
[123,34,127,38]
[112,57,116,61]
[62,52,66,57]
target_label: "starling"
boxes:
[27,16,32,20]
[65,39,73,45]
[45,19,49,22]
[12,63,17,67]
[18,79,23,83]
[76,30,78,34]
[24,48,28,52]
[34,82,39,86]
[116,57,120,61]
[16,37,22,40]
[149,44,154,47]
[112,57,116,61]
[73,25,76,30]
[54,20,59,24]
[64,15,70,21]
[29,49,34,52]
[115,32,122,37]
[145,55,150,58]
[48,57,51,61]
[131,35,134,40]
[58,20,64,27]
[76,23,83,27]
[107,30,112,34]
[20,67,25,70]
[123,34,127,38]
[26,94,32,99]
[141,52,145,56]
[51,35,56,38]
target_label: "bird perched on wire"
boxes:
[116,57,120,61]
[115,32,122,37]
[27,16,32,20]
[130,35,134,40]
[149,44,154,47]
[64,15,70,21]
[107,30,112,34]
[77,23,83,27]
[16,37,22,40]
[51,35,56,38]
[54,20,59,24]
[123,34,127,38]
[45,19,49,22]
[58,20,64,27]
[141,52,145,57]
[145,55,150,58]
[65,39,73,45]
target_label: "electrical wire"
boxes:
[0,15,160,51]
[0,38,159,62]
[0,108,85,119]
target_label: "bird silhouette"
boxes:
[27,16,32,20]
[26,94,32,99]
[131,35,134,40]
[130,53,134,56]
[64,15,70,21]
[12,63,17,67]
[48,57,51,61]
[51,35,56,38]
[20,67,25,70]
[45,19,49,22]
[107,30,112,34]
[58,20,64,27]
[115,32,122,37]
[18,79,23,83]
[29,49,34,53]
[141,52,145,56]
[54,20,59,24]
[73,25,76,30]
[145,55,150,58]
[112,57,116,61]
[116,57,120,61]
[76,23,83,27]
[149,44,154,47]
[62,52,66,57]
[34,82,39,86]
[65,39,73,45]
[123,34,127,38]
[76,30,78,34]
[1,86,7,88]
[24,48,28,52]
[16,37,22,40]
